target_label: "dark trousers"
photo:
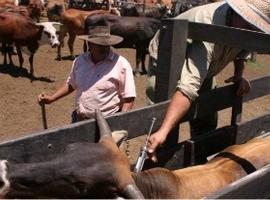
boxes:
[189,78,218,138]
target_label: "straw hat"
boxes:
[225,0,270,34]
[78,26,123,46]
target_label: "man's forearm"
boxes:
[159,90,192,134]
[51,83,74,102]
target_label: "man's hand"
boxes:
[147,130,167,162]
[37,93,53,105]
[225,76,251,96]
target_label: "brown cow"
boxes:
[0,5,30,65]
[46,0,66,22]
[0,11,60,79]
[133,137,270,198]
[84,14,161,75]
[27,0,44,22]
[57,8,111,60]
[0,0,18,7]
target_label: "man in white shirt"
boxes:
[38,26,136,122]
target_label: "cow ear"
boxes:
[112,130,128,147]
[95,109,112,141]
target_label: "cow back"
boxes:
[62,9,109,34]
[84,14,160,48]
[120,3,169,19]
[0,11,40,43]
[46,0,65,21]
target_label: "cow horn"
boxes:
[35,23,43,26]
[121,183,145,199]
[95,109,112,139]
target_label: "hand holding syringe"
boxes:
[134,117,156,173]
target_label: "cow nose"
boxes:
[52,41,60,48]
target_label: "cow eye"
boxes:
[44,31,50,37]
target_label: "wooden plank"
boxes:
[236,113,270,144]
[183,76,270,122]
[0,102,169,162]
[206,164,270,199]
[0,76,269,162]
[186,126,236,165]
[243,76,270,102]
[0,121,98,162]
[142,142,186,170]
[155,19,188,102]
[188,22,270,54]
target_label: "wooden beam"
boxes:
[185,126,236,165]
[236,113,270,144]
[0,76,269,163]
[243,76,270,102]
[188,22,270,54]
[155,19,188,102]
[206,164,270,199]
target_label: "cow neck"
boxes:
[37,26,45,45]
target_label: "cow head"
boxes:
[156,3,172,18]
[27,0,45,20]
[36,22,61,47]
[93,109,144,199]
[0,110,144,199]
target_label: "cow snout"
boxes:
[51,42,59,48]
[51,38,60,48]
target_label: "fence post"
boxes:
[154,19,188,152]
[155,19,188,102]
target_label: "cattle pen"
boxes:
[0,19,270,198]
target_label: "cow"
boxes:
[27,0,44,22]
[120,3,171,19]
[84,14,161,75]
[0,110,270,198]
[0,0,18,7]
[171,0,213,17]
[57,8,110,60]
[46,0,65,22]
[130,0,172,10]
[0,110,144,199]
[133,138,270,198]
[0,11,60,79]
[0,5,30,66]
[68,0,113,10]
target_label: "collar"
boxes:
[106,50,115,61]
[82,49,115,62]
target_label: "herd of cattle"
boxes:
[0,110,269,198]
[0,0,220,78]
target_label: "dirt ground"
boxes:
[0,32,269,160]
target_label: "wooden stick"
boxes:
[40,94,48,129]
